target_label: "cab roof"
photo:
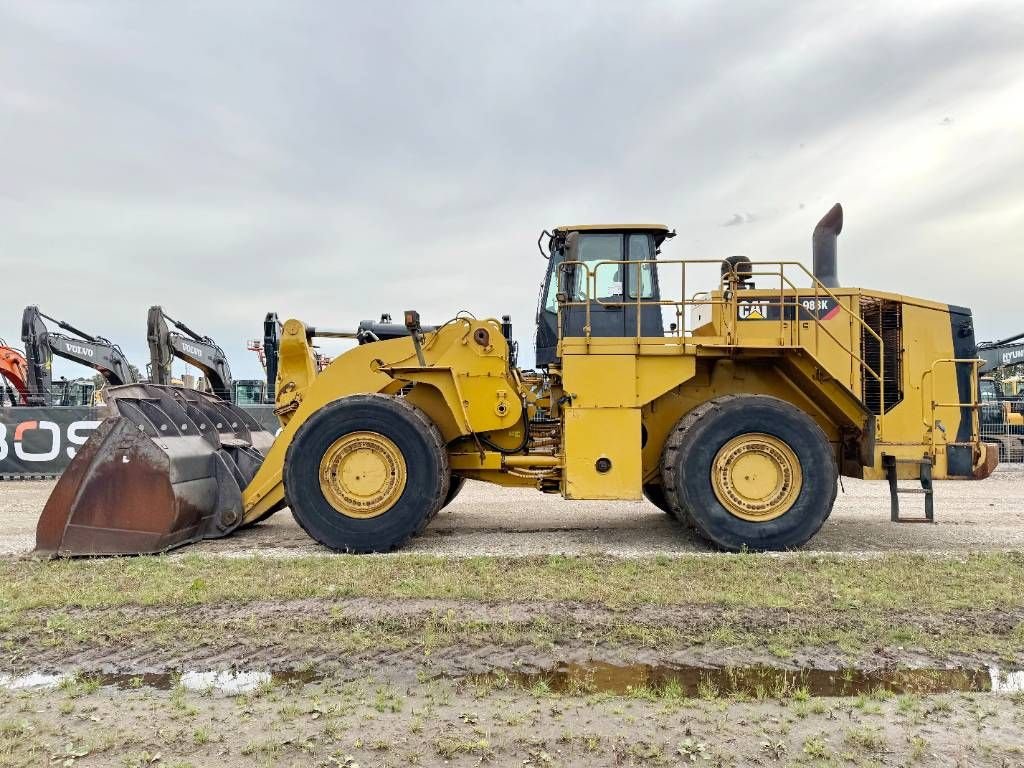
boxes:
[554,223,670,233]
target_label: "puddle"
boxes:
[467,661,1024,698]
[0,668,318,695]
[0,672,68,690]
[3,661,1022,698]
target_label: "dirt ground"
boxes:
[3,470,1024,766]
[3,671,1024,768]
[2,465,1024,557]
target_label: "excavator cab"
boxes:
[53,378,96,407]
[535,225,670,367]
[231,379,267,405]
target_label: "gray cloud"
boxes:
[722,213,758,227]
[1,0,1022,376]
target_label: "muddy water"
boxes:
[2,661,1022,697]
[466,660,1024,697]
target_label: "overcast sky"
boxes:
[1,0,1022,381]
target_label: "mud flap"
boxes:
[34,384,277,557]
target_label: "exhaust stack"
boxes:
[812,203,843,288]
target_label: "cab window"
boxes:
[232,382,264,405]
[543,253,563,313]
[627,233,654,299]
[980,380,998,402]
[574,234,623,300]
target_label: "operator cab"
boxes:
[534,224,673,367]
[53,378,95,407]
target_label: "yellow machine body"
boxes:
[35,209,996,557]
[240,278,992,525]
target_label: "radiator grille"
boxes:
[860,297,904,414]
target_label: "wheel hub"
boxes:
[318,431,407,519]
[711,433,802,522]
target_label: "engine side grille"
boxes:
[860,297,904,414]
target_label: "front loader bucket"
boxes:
[34,384,277,557]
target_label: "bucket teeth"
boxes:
[34,384,275,557]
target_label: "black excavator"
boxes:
[976,331,1024,461]
[147,306,267,405]
[978,332,1024,375]
[21,305,138,407]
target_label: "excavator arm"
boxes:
[147,306,233,401]
[978,332,1024,374]
[21,306,138,406]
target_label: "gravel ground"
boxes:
[3,465,1024,557]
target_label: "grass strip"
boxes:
[1,551,1022,612]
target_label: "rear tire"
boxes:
[642,483,675,517]
[660,395,837,551]
[284,394,449,553]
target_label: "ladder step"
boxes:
[882,454,935,523]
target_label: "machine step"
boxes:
[882,454,934,523]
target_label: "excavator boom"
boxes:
[21,305,138,405]
[147,306,243,402]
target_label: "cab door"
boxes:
[622,233,663,339]
[564,233,627,341]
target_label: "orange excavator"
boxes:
[0,340,30,406]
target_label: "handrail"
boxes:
[920,358,983,457]
[555,258,886,432]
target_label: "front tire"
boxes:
[284,394,449,553]
[443,476,466,509]
[660,395,837,551]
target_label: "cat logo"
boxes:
[738,302,768,320]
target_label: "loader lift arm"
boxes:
[263,312,282,404]
[20,306,138,406]
[147,306,234,401]
[258,313,429,402]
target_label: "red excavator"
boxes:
[0,340,30,406]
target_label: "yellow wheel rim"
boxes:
[711,433,802,522]
[318,431,407,519]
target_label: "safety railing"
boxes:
[920,358,983,457]
[555,258,886,429]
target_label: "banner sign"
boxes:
[0,407,102,478]
[1,405,282,479]
[737,296,841,322]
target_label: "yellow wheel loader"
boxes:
[35,204,997,556]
